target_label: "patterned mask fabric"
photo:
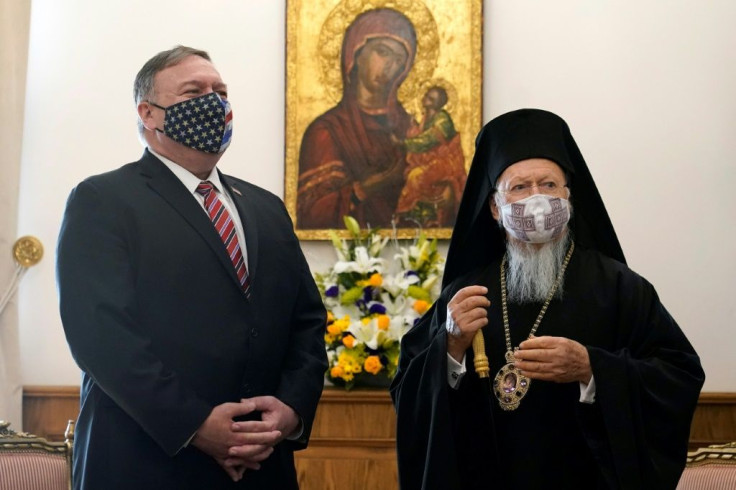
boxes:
[149,92,232,154]
[499,193,571,243]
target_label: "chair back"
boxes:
[677,442,736,489]
[0,419,74,490]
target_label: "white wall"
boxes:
[17,0,736,390]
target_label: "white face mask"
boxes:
[499,194,570,243]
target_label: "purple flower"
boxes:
[362,286,374,302]
[369,303,387,315]
[325,285,339,297]
[405,271,419,279]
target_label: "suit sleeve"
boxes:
[57,180,212,455]
[272,200,328,448]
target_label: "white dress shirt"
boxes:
[150,149,249,270]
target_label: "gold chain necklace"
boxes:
[493,241,575,411]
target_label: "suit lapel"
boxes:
[138,151,245,293]
[220,174,259,287]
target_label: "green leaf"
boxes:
[407,285,431,301]
[341,286,364,305]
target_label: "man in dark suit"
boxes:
[57,45,328,489]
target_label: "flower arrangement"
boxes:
[315,216,445,390]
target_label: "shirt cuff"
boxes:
[286,416,304,441]
[178,430,197,453]
[447,353,467,389]
[578,374,596,404]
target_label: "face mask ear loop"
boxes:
[143,100,167,133]
[146,100,167,111]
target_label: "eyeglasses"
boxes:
[495,182,567,198]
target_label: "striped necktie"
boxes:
[195,181,250,296]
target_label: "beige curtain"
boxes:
[0,0,31,430]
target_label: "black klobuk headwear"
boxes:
[442,108,625,289]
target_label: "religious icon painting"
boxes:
[285,0,483,239]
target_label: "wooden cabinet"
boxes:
[295,387,398,490]
[23,386,736,487]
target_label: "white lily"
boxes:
[387,315,412,342]
[379,292,408,316]
[421,274,440,292]
[393,248,411,271]
[330,304,360,323]
[334,246,384,274]
[382,271,420,297]
[348,319,381,350]
[410,240,431,269]
[369,233,389,257]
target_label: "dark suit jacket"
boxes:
[57,150,327,489]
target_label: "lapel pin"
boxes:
[232,187,243,196]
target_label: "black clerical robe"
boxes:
[391,246,704,489]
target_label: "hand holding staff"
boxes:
[446,286,490,367]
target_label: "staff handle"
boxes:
[472,330,490,378]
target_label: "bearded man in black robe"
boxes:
[390,109,704,489]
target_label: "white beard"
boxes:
[505,231,571,304]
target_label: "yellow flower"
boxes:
[327,311,335,323]
[377,314,390,330]
[342,335,356,348]
[333,317,350,332]
[330,365,344,378]
[361,317,371,325]
[358,273,383,288]
[327,323,342,336]
[338,351,362,374]
[364,355,382,375]
[413,299,429,314]
[368,273,383,287]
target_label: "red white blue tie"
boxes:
[196,181,250,296]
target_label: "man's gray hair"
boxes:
[134,45,211,138]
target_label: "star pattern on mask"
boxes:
[164,93,232,153]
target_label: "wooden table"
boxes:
[295,387,398,490]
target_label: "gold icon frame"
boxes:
[285,0,483,239]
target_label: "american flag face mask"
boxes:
[149,92,233,154]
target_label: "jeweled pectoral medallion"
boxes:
[493,351,531,411]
